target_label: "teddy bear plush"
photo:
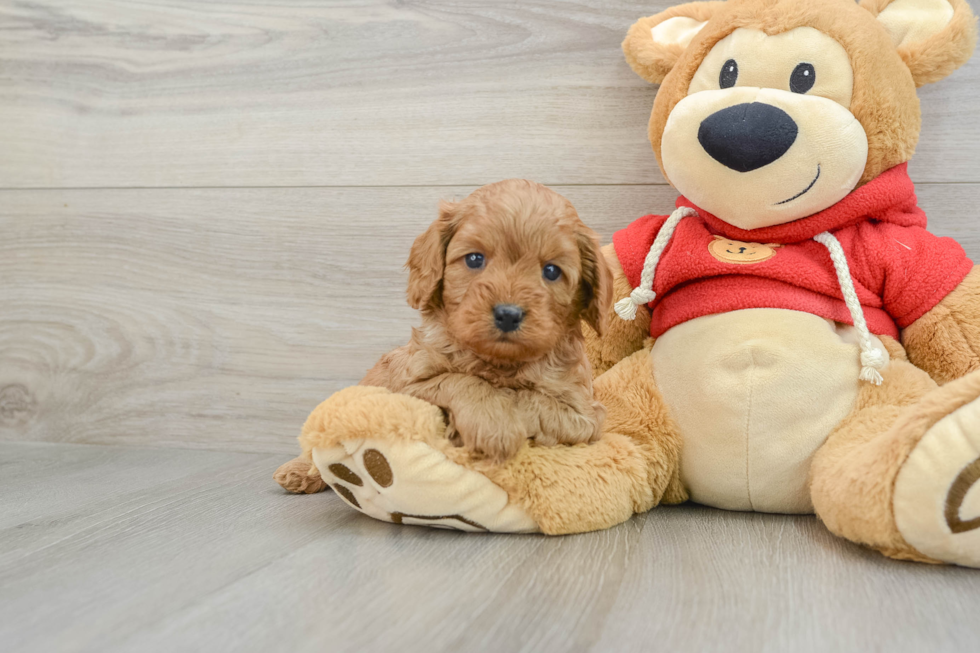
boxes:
[277,0,980,567]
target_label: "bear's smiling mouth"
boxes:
[775,164,821,205]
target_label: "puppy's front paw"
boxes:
[451,395,529,462]
[273,456,328,494]
[531,398,605,447]
[585,400,606,444]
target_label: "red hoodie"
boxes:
[612,164,972,339]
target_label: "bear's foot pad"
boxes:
[895,396,980,567]
[312,437,539,533]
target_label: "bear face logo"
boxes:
[623,0,976,231]
[708,235,780,264]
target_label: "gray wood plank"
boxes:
[1,0,977,189]
[2,442,977,653]
[116,510,980,653]
[3,184,978,453]
[0,442,338,652]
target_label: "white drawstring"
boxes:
[813,231,887,385]
[614,206,696,321]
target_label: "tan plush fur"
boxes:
[478,346,687,534]
[624,0,978,190]
[811,365,980,562]
[290,350,685,535]
[622,1,726,84]
[630,0,924,187]
[594,346,688,505]
[903,265,980,384]
[467,347,677,533]
[879,334,910,361]
[582,244,653,377]
[298,386,451,456]
[616,0,980,557]
[861,0,978,86]
[616,0,980,563]
[810,357,939,562]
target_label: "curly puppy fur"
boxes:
[358,179,614,462]
[275,180,612,489]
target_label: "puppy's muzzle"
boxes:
[698,102,798,173]
[493,304,525,333]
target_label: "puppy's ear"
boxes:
[406,200,458,311]
[576,227,614,337]
[861,0,977,86]
[622,2,723,84]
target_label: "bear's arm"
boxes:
[902,265,980,384]
[583,243,652,377]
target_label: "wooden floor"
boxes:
[2,441,978,653]
[3,1,980,651]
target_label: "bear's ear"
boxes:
[861,0,978,86]
[622,2,725,84]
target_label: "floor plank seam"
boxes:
[0,181,974,192]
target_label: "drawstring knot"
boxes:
[858,348,888,385]
[614,288,657,321]
[615,206,696,321]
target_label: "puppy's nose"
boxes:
[698,102,798,173]
[493,304,525,333]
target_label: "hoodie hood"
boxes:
[676,164,925,244]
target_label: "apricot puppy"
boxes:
[361,179,613,461]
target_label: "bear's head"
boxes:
[623,0,977,230]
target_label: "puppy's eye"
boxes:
[790,63,815,94]
[719,59,738,89]
[542,263,562,281]
[464,253,485,269]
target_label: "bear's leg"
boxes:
[593,345,688,506]
[810,360,980,567]
[481,346,686,533]
[296,385,539,532]
[301,348,684,534]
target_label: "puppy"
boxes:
[361,179,614,461]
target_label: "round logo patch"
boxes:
[708,235,780,265]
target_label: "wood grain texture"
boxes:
[3,184,978,453]
[1,0,977,188]
[3,3,980,650]
[1,442,978,653]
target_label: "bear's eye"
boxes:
[719,59,738,89]
[464,253,485,269]
[542,263,562,281]
[790,63,815,94]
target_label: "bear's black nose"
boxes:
[493,304,525,333]
[697,102,798,173]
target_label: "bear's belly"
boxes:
[651,308,887,514]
